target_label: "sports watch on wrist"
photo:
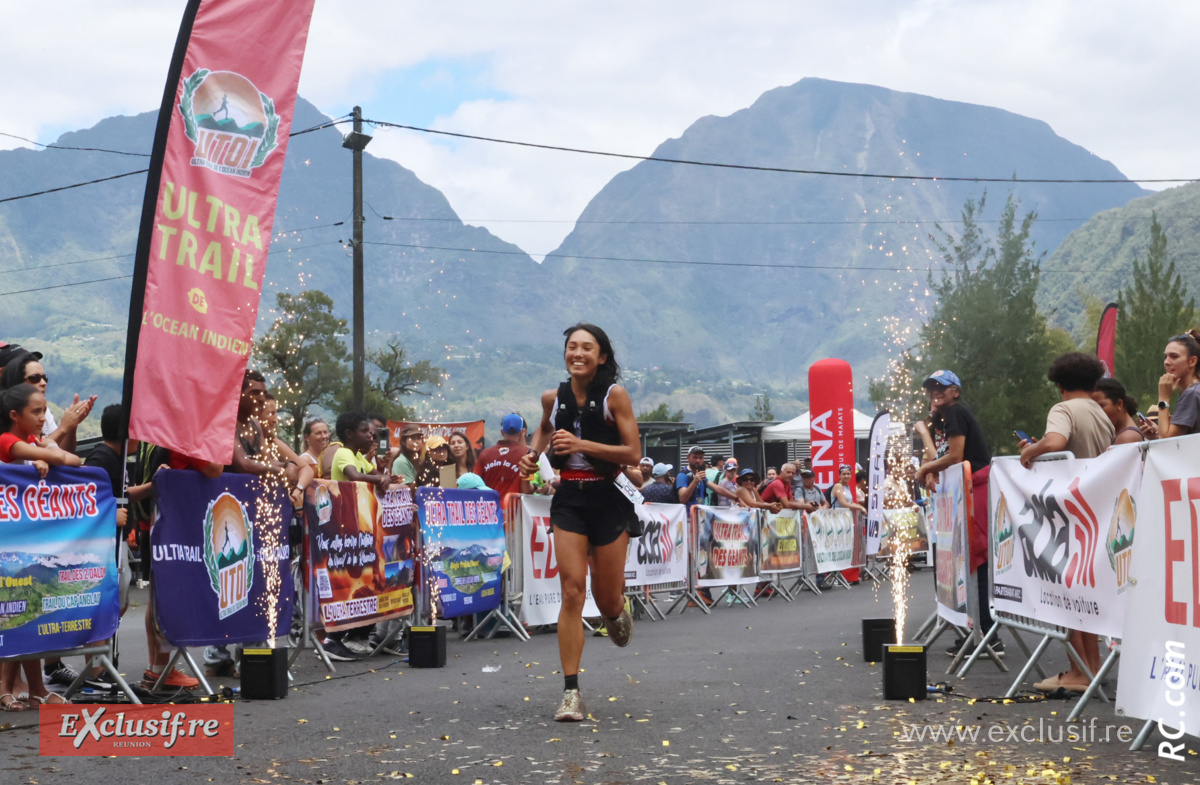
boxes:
[1158,400,1170,410]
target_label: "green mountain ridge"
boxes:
[0,79,1152,427]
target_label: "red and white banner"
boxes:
[624,503,689,587]
[126,0,317,463]
[517,495,599,626]
[1117,435,1200,739]
[989,445,1141,638]
[808,359,856,493]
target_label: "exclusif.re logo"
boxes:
[179,68,280,178]
[39,704,233,756]
[203,492,255,619]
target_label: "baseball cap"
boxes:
[501,413,526,434]
[923,370,962,389]
[687,445,705,456]
[425,434,448,450]
[400,425,423,439]
[0,344,42,369]
[639,457,654,467]
[456,472,487,490]
[738,468,759,482]
[652,462,673,477]
[799,468,814,478]
[723,460,738,472]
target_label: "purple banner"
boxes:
[152,470,293,646]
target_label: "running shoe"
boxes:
[43,662,79,687]
[143,668,200,690]
[342,637,374,655]
[369,635,406,656]
[554,688,586,722]
[605,609,633,648]
[321,638,361,662]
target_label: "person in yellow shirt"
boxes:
[330,412,391,488]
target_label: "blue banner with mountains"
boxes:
[0,464,119,659]
[415,487,505,620]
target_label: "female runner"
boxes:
[520,324,641,722]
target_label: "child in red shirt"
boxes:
[0,384,83,711]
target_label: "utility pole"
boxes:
[342,106,372,410]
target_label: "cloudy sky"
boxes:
[2,0,1196,254]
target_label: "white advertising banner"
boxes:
[808,508,857,573]
[866,411,890,556]
[517,495,599,626]
[988,444,1141,638]
[932,463,971,628]
[695,506,759,587]
[1116,435,1200,740]
[624,503,689,587]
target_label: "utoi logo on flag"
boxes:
[179,69,280,178]
[203,492,255,619]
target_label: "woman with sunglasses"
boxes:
[0,350,96,452]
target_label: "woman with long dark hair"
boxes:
[448,431,476,478]
[519,324,641,722]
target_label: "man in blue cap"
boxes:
[914,370,999,657]
[475,413,532,499]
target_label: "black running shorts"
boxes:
[549,480,635,547]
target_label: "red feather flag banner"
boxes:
[121,0,317,463]
[1096,302,1118,378]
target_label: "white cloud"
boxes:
[2,0,1197,252]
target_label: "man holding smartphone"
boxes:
[914,370,997,656]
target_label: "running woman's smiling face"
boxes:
[564,329,606,382]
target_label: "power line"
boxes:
[0,131,150,157]
[0,169,149,204]
[368,118,1192,185]
[0,274,133,297]
[373,214,1120,226]
[361,239,1151,276]
[0,118,352,205]
[0,252,132,275]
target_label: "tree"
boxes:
[334,338,443,422]
[750,390,774,421]
[638,402,685,422]
[254,290,349,448]
[915,192,1059,453]
[1116,214,1197,406]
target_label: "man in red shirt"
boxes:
[475,414,532,501]
[760,463,806,511]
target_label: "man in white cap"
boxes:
[641,463,679,503]
[637,456,655,489]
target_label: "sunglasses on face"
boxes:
[25,374,48,384]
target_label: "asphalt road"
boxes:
[2,571,1195,784]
